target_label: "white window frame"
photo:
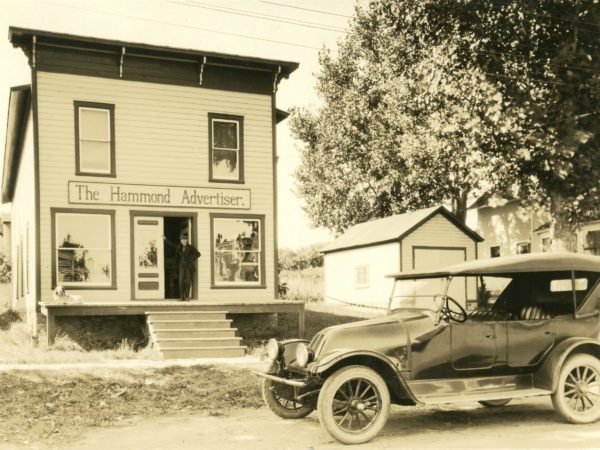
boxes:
[583,227,600,255]
[516,241,531,254]
[77,106,112,175]
[355,265,369,288]
[490,245,501,258]
[211,117,241,181]
[55,212,113,288]
[212,216,263,287]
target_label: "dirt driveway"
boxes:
[46,397,600,450]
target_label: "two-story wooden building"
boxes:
[3,27,302,357]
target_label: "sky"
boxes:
[0,0,362,249]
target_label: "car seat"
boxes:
[519,305,552,320]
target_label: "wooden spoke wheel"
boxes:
[317,365,390,445]
[552,354,600,424]
[262,377,314,419]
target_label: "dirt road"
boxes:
[48,397,600,450]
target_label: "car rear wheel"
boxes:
[479,399,511,407]
[317,365,390,445]
[552,354,600,424]
[261,377,314,419]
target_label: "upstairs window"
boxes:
[209,113,244,183]
[490,245,501,258]
[75,102,115,176]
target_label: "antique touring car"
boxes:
[257,253,600,444]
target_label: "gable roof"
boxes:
[2,85,31,203]
[468,192,518,210]
[321,206,483,254]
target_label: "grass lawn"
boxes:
[0,319,161,364]
[0,302,382,446]
[0,365,262,447]
[280,267,323,302]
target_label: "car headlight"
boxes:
[295,343,313,368]
[265,338,281,360]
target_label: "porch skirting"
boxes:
[40,300,305,347]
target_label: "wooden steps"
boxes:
[146,311,246,359]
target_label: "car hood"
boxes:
[309,312,435,364]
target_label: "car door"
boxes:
[506,318,554,367]
[450,321,505,371]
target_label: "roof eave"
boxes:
[9,26,299,77]
[2,85,31,203]
[321,238,401,255]
[398,206,484,243]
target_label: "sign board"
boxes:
[68,181,251,209]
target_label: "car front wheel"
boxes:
[552,354,600,424]
[317,365,390,445]
[262,377,314,419]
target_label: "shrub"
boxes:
[0,252,11,283]
[278,243,326,271]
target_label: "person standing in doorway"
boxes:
[174,233,200,301]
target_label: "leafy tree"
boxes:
[291,0,600,246]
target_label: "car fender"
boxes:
[534,337,600,391]
[310,349,418,404]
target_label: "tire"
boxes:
[317,365,390,445]
[479,399,511,408]
[261,377,314,419]
[552,354,600,424]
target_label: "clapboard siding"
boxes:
[324,242,400,308]
[11,109,38,319]
[36,71,275,302]
[401,214,477,271]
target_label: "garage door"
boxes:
[413,247,467,305]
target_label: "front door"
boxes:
[134,216,165,299]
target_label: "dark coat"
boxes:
[174,244,201,274]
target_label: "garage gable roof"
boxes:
[321,206,483,254]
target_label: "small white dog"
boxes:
[52,286,83,304]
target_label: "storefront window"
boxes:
[54,212,114,287]
[209,114,243,182]
[75,102,115,176]
[213,217,262,286]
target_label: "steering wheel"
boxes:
[440,295,468,323]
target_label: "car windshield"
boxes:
[388,277,449,312]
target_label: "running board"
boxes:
[407,374,552,405]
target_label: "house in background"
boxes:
[3,27,302,356]
[321,206,483,310]
[472,195,600,258]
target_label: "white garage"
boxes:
[322,206,483,309]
